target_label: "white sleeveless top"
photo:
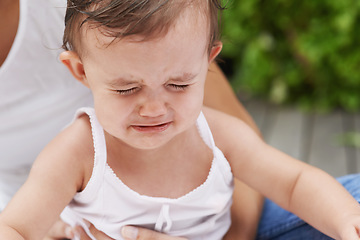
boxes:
[61,108,234,240]
[0,0,93,210]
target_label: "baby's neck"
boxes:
[106,124,195,161]
[105,125,213,198]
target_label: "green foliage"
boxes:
[220,0,360,112]
[337,132,360,148]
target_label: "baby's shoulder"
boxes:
[202,107,262,156]
[59,113,94,157]
[32,113,94,192]
[202,107,252,137]
[40,113,94,166]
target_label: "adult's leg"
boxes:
[256,174,360,240]
[204,62,263,239]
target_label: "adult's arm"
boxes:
[204,63,261,136]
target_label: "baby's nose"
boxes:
[139,98,167,118]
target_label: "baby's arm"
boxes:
[0,117,91,239]
[205,107,360,240]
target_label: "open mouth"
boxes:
[131,122,171,133]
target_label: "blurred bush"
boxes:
[220,0,360,112]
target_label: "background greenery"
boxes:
[220,0,360,112]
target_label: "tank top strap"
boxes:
[196,111,233,184]
[196,111,216,150]
[72,107,107,201]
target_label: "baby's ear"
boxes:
[208,41,223,63]
[60,51,89,88]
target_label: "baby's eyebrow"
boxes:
[169,73,197,82]
[107,72,197,86]
[107,77,141,87]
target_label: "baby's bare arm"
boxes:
[205,107,360,239]
[0,118,91,239]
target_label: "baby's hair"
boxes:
[62,0,225,56]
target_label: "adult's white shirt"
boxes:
[0,0,93,210]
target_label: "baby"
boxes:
[0,0,360,239]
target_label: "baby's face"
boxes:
[79,9,221,150]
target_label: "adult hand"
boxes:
[121,226,187,240]
[42,219,75,240]
[42,219,94,240]
[88,224,188,240]
[88,223,188,240]
[44,219,188,240]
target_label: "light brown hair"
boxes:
[62,0,224,56]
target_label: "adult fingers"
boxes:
[87,220,115,240]
[43,219,74,240]
[121,226,187,240]
[73,225,93,240]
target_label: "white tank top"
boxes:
[61,108,234,240]
[0,0,93,210]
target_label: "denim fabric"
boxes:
[256,174,360,240]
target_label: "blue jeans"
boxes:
[256,174,360,240]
